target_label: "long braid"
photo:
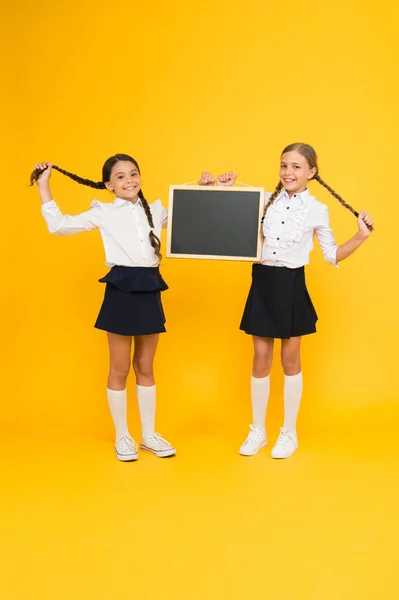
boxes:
[138,190,162,261]
[30,165,105,189]
[314,174,374,231]
[314,174,358,217]
[52,166,105,189]
[260,181,283,234]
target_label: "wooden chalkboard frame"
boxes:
[166,185,265,261]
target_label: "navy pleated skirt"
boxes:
[95,266,168,336]
[240,264,318,339]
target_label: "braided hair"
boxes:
[30,154,162,259]
[138,189,161,259]
[261,142,371,230]
[30,165,106,189]
[261,181,283,226]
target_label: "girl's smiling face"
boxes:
[279,150,317,197]
[105,160,142,202]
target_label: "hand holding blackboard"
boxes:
[197,171,239,187]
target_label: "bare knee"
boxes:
[132,357,154,380]
[108,361,130,388]
[253,350,273,378]
[281,352,301,375]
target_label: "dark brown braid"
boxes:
[30,165,105,189]
[138,189,162,261]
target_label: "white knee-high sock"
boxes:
[251,375,270,430]
[107,388,130,442]
[283,372,303,435]
[137,384,156,440]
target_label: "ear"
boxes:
[105,181,113,191]
[308,167,317,180]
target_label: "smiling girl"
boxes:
[31,155,177,462]
[203,143,373,459]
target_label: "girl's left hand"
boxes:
[216,171,239,186]
[357,210,374,238]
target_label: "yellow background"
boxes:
[1,1,399,599]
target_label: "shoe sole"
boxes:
[115,450,139,462]
[140,444,176,458]
[271,445,298,459]
[239,441,267,456]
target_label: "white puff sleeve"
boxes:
[41,200,103,236]
[315,206,339,267]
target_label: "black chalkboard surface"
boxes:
[166,186,265,261]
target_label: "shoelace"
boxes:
[242,425,264,446]
[147,433,171,450]
[119,436,138,453]
[276,430,294,448]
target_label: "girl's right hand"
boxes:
[198,172,216,186]
[31,162,53,186]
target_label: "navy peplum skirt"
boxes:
[94,266,168,336]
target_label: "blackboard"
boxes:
[166,186,265,261]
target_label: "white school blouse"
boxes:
[261,188,338,268]
[41,197,168,268]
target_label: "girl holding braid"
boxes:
[31,154,200,462]
[199,143,374,459]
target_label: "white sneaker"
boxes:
[271,428,298,459]
[239,425,267,456]
[115,435,138,462]
[141,433,176,458]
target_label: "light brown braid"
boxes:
[314,174,357,216]
[314,174,373,231]
[260,181,283,236]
